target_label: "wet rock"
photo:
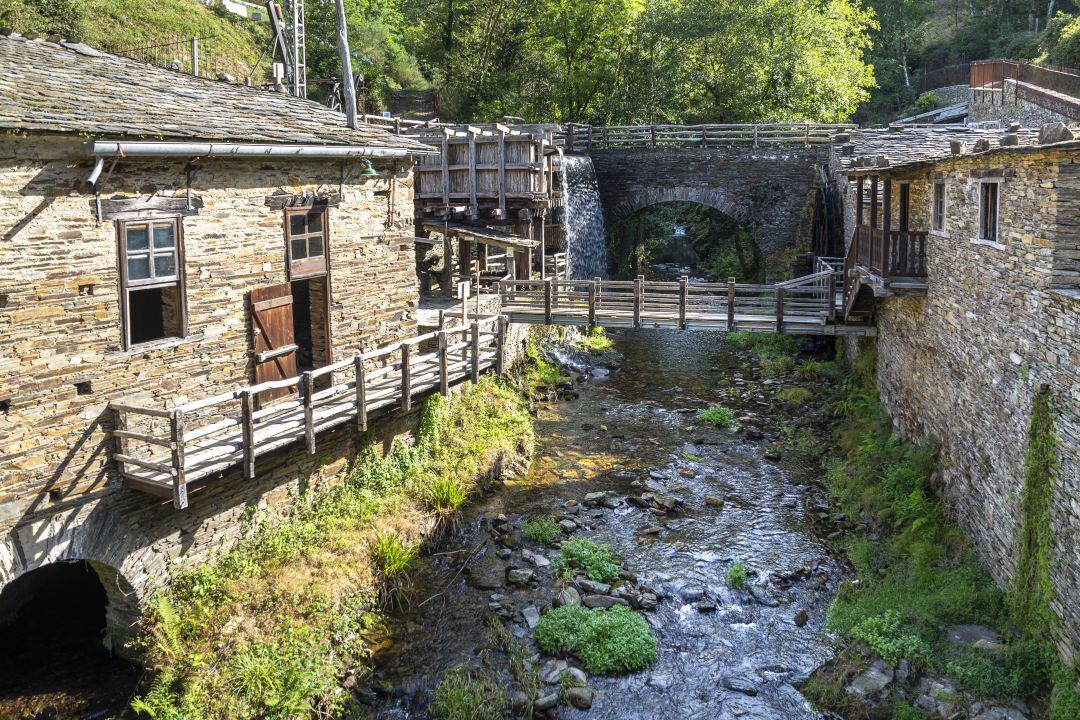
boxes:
[646,673,672,689]
[522,605,541,629]
[467,555,506,590]
[627,495,651,508]
[696,600,717,613]
[510,690,530,713]
[637,592,659,610]
[533,690,560,711]
[507,567,534,586]
[747,585,780,607]
[764,447,782,461]
[600,495,623,509]
[567,685,594,709]
[678,467,697,478]
[584,594,629,609]
[554,586,581,607]
[637,523,663,536]
[540,659,569,684]
[578,578,612,595]
[678,586,705,602]
[972,708,1027,720]
[744,427,764,441]
[583,491,607,505]
[721,674,760,696]
[495,547,512,559]
[704,494,726,508]
[499,533,522,549]
[944,624,1005,651]
[793,610,809,627]
[559,519,578,533]
[846,659,894,699]
[522,548,550,568]
[563,667,588,685]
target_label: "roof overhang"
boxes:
[423,221,540,250]
[85,140,437,158]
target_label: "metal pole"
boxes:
[192,36,199,77]
[333,0,358,128]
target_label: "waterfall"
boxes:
[560,155,609,280]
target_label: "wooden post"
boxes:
[170,409,187,510]
[679,275,688,330]
[775,287,785,333]
[438,331,450,395]
[753,124,759,148]
[354,355,368,431]
[400,342,412,411]
[587,125,594,150]
[497,128,506,217]
[302,371,316,454]
[496,315,507,374]
[650,125,657,148]
[855,176,864,227]
[634,274,644,328]
[588,278,597,327]
[470,321,480,382]
[827,270,837,322]
[544,278,553,324]
[870,176,879,229]
[240,390,255,480]
[883,179,893,236]
[440,133,450,205]
[727,277,736,331]
[594,276,602,323]
[468,129,478,216]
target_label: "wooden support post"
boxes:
[440,133,450,205]
[883,179,893,236]
[679,275,688,330]
[827,271,837,322]
[497,128,506,217]
[588,278,597,327]
[775,287,785,333]
[302,371,316,454]
[727,277,736,331]
[496,315,507,374]
[856,176,864,227]
[870,176,879,229]
[470,321,480,382]
[170,409,187,510]
[594,276,602,322]
[401,342,412,411]
[544,278,553,324]
[354,355,368,431]
[650,125,657,148]
[634,274,644,328]
[240,390,255,480]
[468,129,478,216]
[438,331,450,395]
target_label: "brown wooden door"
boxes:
[250,283,298,404]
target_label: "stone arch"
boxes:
[604,186,752,230]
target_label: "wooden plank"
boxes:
[496,316,507,374]
[588,279,597,327]
[108,401,172,418]
[115,453,176,475]
[441,134,450,205]
[96,195,204,221]
[113,429,173,447]
[354,355,368,431]
[544,278,552,324]
[468,130,478,215]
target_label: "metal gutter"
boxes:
[85,140,437,158]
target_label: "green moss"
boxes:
[523,515,560,544]
[428,665,507,720]
[534,605,657,675]
[797,359,845,381]
[777,386,813,407]
[725,561,748,589]
[761,355,796,378]
[698,405,737,429]
[577,326,614,352]
[556,539,620,583]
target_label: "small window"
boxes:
[285,207,329,279]
[932,182,946,232]
[979,181,1000,243]
[118,218,186,348]
[898,183,911,232]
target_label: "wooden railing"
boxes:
[496,271,860,334]
[850,225,927,279]
[111,315,506,509]
[562,123,856,152]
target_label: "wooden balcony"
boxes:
[842,225,928,320]
[111,316,505,510]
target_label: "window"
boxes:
[118,218,186,347]
[978,181,1000,243]
[932,182,946,232]
[285,207,329,279]
[898,183,911,232]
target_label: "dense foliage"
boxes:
[534,605,658,675]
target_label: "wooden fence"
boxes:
[111,315,505,509]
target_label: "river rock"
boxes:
[600,494,623,509]
[793,610,809,627]
[522,548,550,568]
[564,667,588,685]
[846,659,894,699]
[721,674,760,696]
[507,567,534,586]
[534,690,560,711]
[583,491,607,505]
[584,594,629,609]
[704,494,725,507]
[637,592,659,610]
[696,600,717,613]
[495,547,512,559]
[972,708,1028,720]
[678,586,705,602]
[678,467,697,478]
[567,686,594,709]
[541,659,569,684]
[467,555,506,590]
[554,586,582,607]
[559,519,578,533]
[944,624,1005,651]
[578,578,611,594]
[522,605,541,629]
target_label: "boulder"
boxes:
[533,690,560,711]
[522,548,550,568]
[846,659,894,699]
[1039,121,1074,145]
[522,605,541,629]
[540,658,568,684]
[583,594,629,609]
[507,567,534,586]
[721,674,760,696]
[567,686,594,709]
[578,578,612,595]
[554,586,582,607]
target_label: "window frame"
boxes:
[977,179,1002,244]
[116,216,188,350]
[931,181,946,233]
[284,206,330,280]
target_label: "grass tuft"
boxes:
[777,386,813,407]
[428,665,507,720]
[577,326,614,352]
[522,515,561,544]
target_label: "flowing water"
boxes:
[362,329,845,719]
[561,157,609,280]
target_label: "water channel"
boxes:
[363,328,846,719]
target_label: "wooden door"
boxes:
[250,283,298,404]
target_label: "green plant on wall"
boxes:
[1012,386,1059,639]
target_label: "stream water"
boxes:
[362,329,845,719]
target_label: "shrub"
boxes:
[725,561,748,589]
[535,605,657,675]
[913,91,940,114]
[577,326,614,352]
[523,515,560,544]
[698,405,736,429]
[850,611,930,665]
[777,387,812,407]
[556,539,619,583]
[428,665,507,720]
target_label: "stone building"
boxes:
[831,124,1080,660]
[0,34,438,648]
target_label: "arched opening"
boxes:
[0,561,139,717]
[606,201,764,281]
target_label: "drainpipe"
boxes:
[85,141,433,158]
[77,156,105,196]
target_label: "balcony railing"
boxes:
[110,315,505,510]
[851,226,927,279]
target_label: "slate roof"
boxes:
[833,124,1077,174]
[0,33,434,153]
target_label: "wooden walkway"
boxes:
[497,269,874,336]
[111,316,505,509]
[561,123,856,151]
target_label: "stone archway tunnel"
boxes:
[587,146,830,270]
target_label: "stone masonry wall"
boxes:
[0,133,424,639]
[589,147,828,270]
[841,148,1080,660]
[969,81,1078,127]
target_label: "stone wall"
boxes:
[0,133,424,643]
[840,147,1080,660]
[969,81,1079,127]
[589,147,828,269]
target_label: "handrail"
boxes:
[563,123,857,151]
